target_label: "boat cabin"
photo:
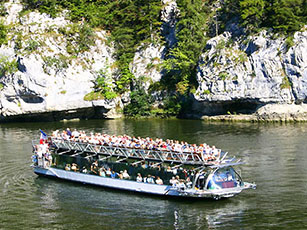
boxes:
[194,166,243,191]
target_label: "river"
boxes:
[0,119,307,229]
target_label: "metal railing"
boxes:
[50,139,217,166]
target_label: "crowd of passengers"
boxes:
[64,160,193,188]
[51,128,221,162]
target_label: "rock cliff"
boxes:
[0,0,117,121]
[192,29,307,121]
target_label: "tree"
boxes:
[239,0,265,31]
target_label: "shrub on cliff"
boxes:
[0,21,8,46]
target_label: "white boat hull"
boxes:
[34,167,252,199]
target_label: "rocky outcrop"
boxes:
[131,0,179,90]
[193,29,307,119]
[0,0,119,121]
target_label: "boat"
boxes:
[31,131,256,200]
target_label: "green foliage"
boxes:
[115,65,134,93]
[162,0,210,97]
[219,72,229,80]
[203,89,211,95]
[83,91,105,101]
[0,21,8,46]
[161,95,182,116]
[60,90,66,94]
[84,69,117,101]
[25,39,40,53]
[59,23,95,54]
[124,82,153,117]
[239,0,265,31]
[0,56,18,77]
[216,40,226,51]
[0,82,4,90]
[280,76,292,89]
[0,2,7,17]
[14,32,23,50]
[220,0,307,34]
[285,35,295,49]
[43,54,69,73]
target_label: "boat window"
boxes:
[207,167,242,190]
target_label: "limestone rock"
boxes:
[194,29,307,117]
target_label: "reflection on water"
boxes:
[1,119,307,229]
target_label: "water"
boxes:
[1,119,307,229]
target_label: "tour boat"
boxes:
[31,135,256,200]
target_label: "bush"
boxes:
[0,21,8,46]
[43,54,69,73]
[124,88,152,117]
[25,39,40,53]
[0,2,7,17]
[161,95,181,116]
[84,69,117,101]
[218,72,229,80]
[0,56,18,77]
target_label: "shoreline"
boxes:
[1,104,307,123]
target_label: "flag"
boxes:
[40,129,47,140]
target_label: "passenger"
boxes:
[71,129,79,139]
[169,176,176,186]
[65,164,71,171]
[143,176,148,183]
[147,175,155,184]
[81,166,88,173]
[52,129,224,164]
[110,171,118,178]
[136,173,143,182]
[155,176,163,185]
[122,170,130,179]
[185,177,192,188]
[118,171,124,179]
[178,179,186,190]
[66,128,72,138]
[106,168,112,177]
[71,163,78,172]
[91,161,99,174]
[170,176,180,186]
[99,167,106,177]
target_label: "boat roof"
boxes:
[35,138,242,167]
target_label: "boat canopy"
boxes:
[40,138,241,167]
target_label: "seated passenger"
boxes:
[122,170,130,179]
[106,168,112,177]
[110,171,118,178]
[71,163,79,172]
[147,175,155,184]
[99,167,106,177]
[118,171,124,179]
[65,164,71,171]
[81,166,88,173]
[169,176,176,186]
[155,176,163,185]
[178,179,186,189]
[185,177,192,188]
[91,161,99,174]
[136,173,143,182]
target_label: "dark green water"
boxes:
[1,119,307,229]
